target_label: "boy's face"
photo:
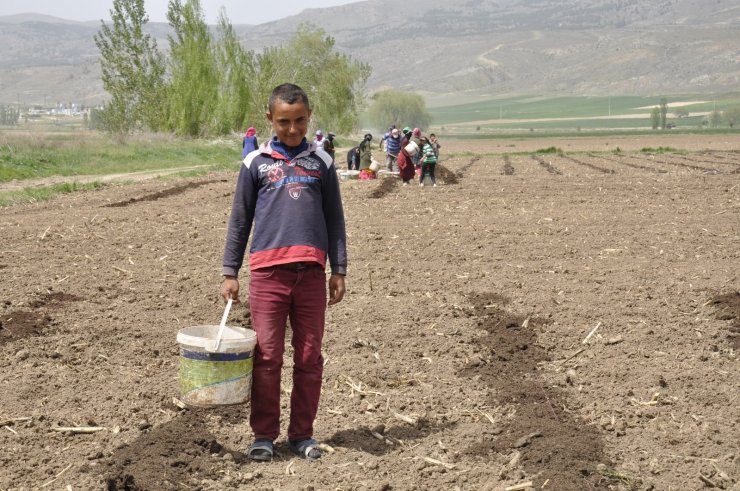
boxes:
[266,99,311,148]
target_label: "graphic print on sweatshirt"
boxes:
[259,157,321,200]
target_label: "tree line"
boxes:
[0,107,21,125]
[93,0,371,138]
[650,97,740,129]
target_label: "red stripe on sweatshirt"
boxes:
[249,245,326,271]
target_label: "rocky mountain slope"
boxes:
[0,0,738,107]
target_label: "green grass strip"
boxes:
[0,132,241,182]
[0,181,108,207]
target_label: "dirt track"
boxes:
[1,138,739,490]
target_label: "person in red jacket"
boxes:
[397,127,417,185]
[241,127,258,159]
[221,83,347,462]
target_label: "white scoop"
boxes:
[210,298,233,352]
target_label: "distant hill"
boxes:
[0,0,738,107]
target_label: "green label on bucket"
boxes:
[179,357,253,394]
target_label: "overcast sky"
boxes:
[0,0,359,25]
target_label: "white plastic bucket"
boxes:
[176,325,257,407]
[404,141,419,156]
[369,159,380,172]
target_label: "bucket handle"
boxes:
[211,297,233,352]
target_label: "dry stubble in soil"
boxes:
[1,141,739,491]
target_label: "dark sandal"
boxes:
[289,438,322,461]
[247,439,274,462]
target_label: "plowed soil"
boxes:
[1,136,739,491]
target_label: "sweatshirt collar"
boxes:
[268,136,309,161]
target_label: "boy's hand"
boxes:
[328,274,345,306]
[221,276,241,304]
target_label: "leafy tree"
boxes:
[250,25,370,136]
[286,26,371,133]
[246,46,294,136]
[366,90,432,133]
[211,8,255,135]
[166,0,218,136]
[94,0,166,135]
[650,107,660,130]
[722,106,740,128]
[659,97,668,130]
[94,10,369,138]
[709,109,722,128]
[87,108,104,130]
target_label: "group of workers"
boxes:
[241,124,440,186]
[345,126,441,186]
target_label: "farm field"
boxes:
[0,136,738,490]
[427,93,740,134]
[428,93,740,123]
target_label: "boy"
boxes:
[429,133,441,159]
[221,83,347,462]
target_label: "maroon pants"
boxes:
[248,265,327,441]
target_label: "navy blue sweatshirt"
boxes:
[223,137,347,277]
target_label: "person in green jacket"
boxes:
[358,133,373,169]
[323,132,336,162]
[419,136,438,187]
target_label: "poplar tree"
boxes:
[249,45,296,136]
[659,97,668,130]
[212,8,256,135]
[650,107,660,130]
[709,110,723,128]
[166,0,218,136]
[94,0,166,134]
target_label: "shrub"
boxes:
[640,146,677,153]
[535,146,563,154]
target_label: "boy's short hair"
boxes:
[269,83,310,112]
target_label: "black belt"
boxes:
[274,262,320,271]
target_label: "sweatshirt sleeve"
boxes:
[321,157,348,276]
[223,162,257,277]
